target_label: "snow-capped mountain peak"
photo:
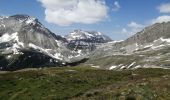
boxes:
[66,29,112,43]
[10,15,36,25]
[68,30,95,40]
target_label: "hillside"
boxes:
[0,67,170,100]
[87,21,170,70]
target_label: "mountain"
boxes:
[85,22,170,70]
[1,14,170,71]
[65,30,112,51]
[0,15,87,71]
[66,29,112,42]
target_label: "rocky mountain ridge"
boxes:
[86,22,170,70]
[0,14,111,70]
[0,15,88,70]
[65,29,112,51]
[1,14,170,71]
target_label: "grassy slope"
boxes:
[0,66,170,100]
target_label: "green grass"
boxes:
[0,67,170,100]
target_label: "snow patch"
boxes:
[26,20,33,24]
[0,24,5,28]
[26,18,36,24]
[151,44,165,49]
[144,44,153,48]
[68,31,85,40]
[120,66,126,69]
[133,65,141,69]
[160,38,170,43]
[54,53,63,60]
[29,43,40,50]
[135,43,139,50]
[29,43,63,60]
[0,32,24,47]
[12,43,23,54]
[84,31,94,38]
[0,32,24,54]
[67,30,107,41]
[109,65,117,70]
[0,32,18,43]
[0,16,8,20]
[77,50,82,54]
[127,62,136,69]
[6,55,12,59]
[108,40,124,44]
[91,65,100,68]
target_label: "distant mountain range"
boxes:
[65,29,112,51]
[0,15,112,70]
[1,14,170,71]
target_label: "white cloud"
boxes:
[112,1,120,11]
[121,28,127,33]
[127,21,144,34]
[128,22,144,29]
[151,15,170,24]
[123,16,170,35]
[38,0,108,26]
[157,3,170,13]
[120,22,144,35]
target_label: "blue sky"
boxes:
[0,0,170,40]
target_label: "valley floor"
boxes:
[0,66,170,100]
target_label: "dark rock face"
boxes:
[0,50,62,71]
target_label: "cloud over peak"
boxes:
[121,21,144,35]
[157,3,170,13]
[128,22,144,29]
[38,0,108,26]
[152,15,170,24]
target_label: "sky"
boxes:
[0,0,170,40]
